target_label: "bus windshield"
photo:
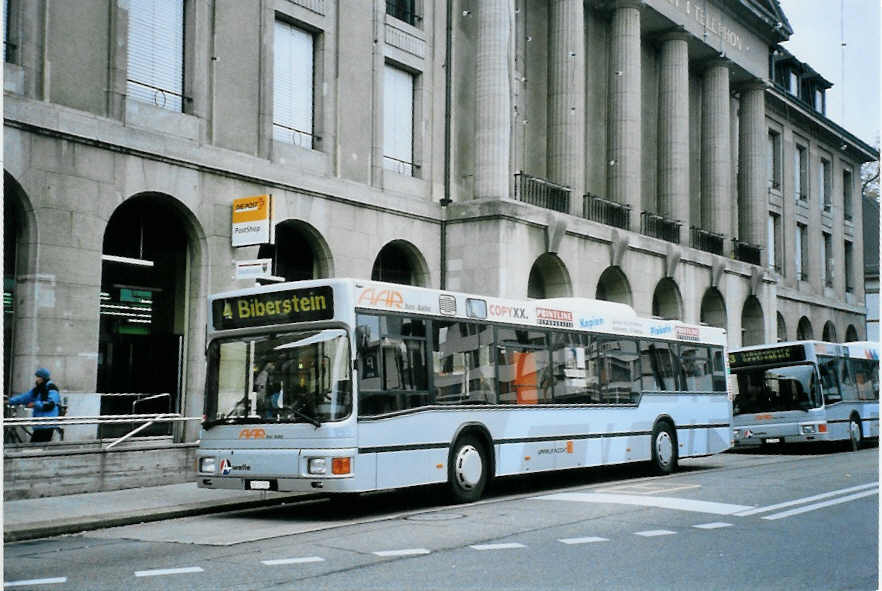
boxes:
[204,328,352,426]
[732,363,820,415]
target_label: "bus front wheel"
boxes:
[849,416,863,451]
[650,421,678,475]
[448,434,488,503]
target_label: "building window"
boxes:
[788,71,799,95]
[795,223,807,280]
[867,292,879,342]
[386,0,419,27]
[822,231,833,287]
[383,63,415,176]
[273,19,315,148]
[795,144,807,201]
[767,213,781,272]
[843,169,854,220]
[768,131,781,190]
[844,240,854,293]
[814,89,825,114]
[820,158,831,211]
[127,0,185,112]
[3,0,10,63]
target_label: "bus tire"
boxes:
[448,434,489,503]
[849,415,863,451]
[650,421,678,475]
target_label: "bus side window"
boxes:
[817,355,842,404]
[640,341,677,392]
[432,321,496,404]
[711,347,727,392]
[837,357,857,401]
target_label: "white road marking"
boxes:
[634,530,676,537]
[261,556,325,566]
[4,578,67,587]
[134,566,204,577]
[734,482,878,516]
[558,536,609,544]
[596,483,701,495]
[762,489,879,520]
[693,522,733,529]
[470,543,526,551]
[373,548,431,557]
[532,492,752,515]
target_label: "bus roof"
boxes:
[209,278,727,345]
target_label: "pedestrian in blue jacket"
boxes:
[8,368,61,443]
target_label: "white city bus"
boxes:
[730,341,879,450]
[196,279,730,502]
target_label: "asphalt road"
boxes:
[4,445,878,590]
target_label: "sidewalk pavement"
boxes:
[3,483,317,542]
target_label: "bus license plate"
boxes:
[248,480,274,491]
[765,438,780,444]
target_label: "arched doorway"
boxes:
[845,325,859,342]
[596,266,632,306]
[797,316,814,340]
[777,312,787,342]
[651,278,682,320]
[527,254,572,298]
[3,172,34,393]
[258,220,333,280]
[822,321,837,342]
[741,296,764,346]
[700,288,727,328]
[371,240,430,286]
[99,194,198,436]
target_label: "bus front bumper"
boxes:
[732,422,829,447]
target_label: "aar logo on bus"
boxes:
[220,459,232,475]
[358,287,404,309]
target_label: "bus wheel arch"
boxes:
[650,417,678,475]
[848,413,863,451]
[447,424,493,503]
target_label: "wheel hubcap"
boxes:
[656,432,673,466]
[455,445,482,489]
[850,421,860,444]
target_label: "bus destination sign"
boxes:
[729,344,805,368]
[212,286,334,330]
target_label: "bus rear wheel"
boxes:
[448,434,488,503]
[650,421,678,475]
[849,416,863,451]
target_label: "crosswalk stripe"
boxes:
[262,556,325,565]
[470,543,526,550]
[135,566,203,577]
[734,482,878,516]
[559,536,609,545]
[762,489,878,520]
[4,578,67,587]
[373,548,431,557]
[634,530,676,537]
[693,522,732,529]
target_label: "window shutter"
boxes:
[273,20,314,147]
[127,0,184,112]
[383,64,414,175]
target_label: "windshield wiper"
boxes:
[285,403,322,428]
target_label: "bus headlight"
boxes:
[308,458,327,475]
[801,424,816,434]
[199,457,217,474]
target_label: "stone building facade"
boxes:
[3,0,876,443]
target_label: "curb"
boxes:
[4,492,322,543]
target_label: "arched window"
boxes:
[596,266,632,306]
[371,240,430,287]
[741,296,764,346]
[527,254,572,299]
[652,278,683,320]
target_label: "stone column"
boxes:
[475,0,512,200]
[657,31,689,231]
[700,59,731,240]
[608,0,642,229]
[737,81,767,248]
[548,0,585,211]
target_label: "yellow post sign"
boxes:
[231,195,272,247]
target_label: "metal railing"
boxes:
[641,211,681,244]
[690,227,724,255]
[583,193,630,230]
[513,172,571,213]
[3,413,201,450]
[733,239,761,265]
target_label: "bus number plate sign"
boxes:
[247,479,275,491]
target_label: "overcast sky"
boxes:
[776,0,880,147]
